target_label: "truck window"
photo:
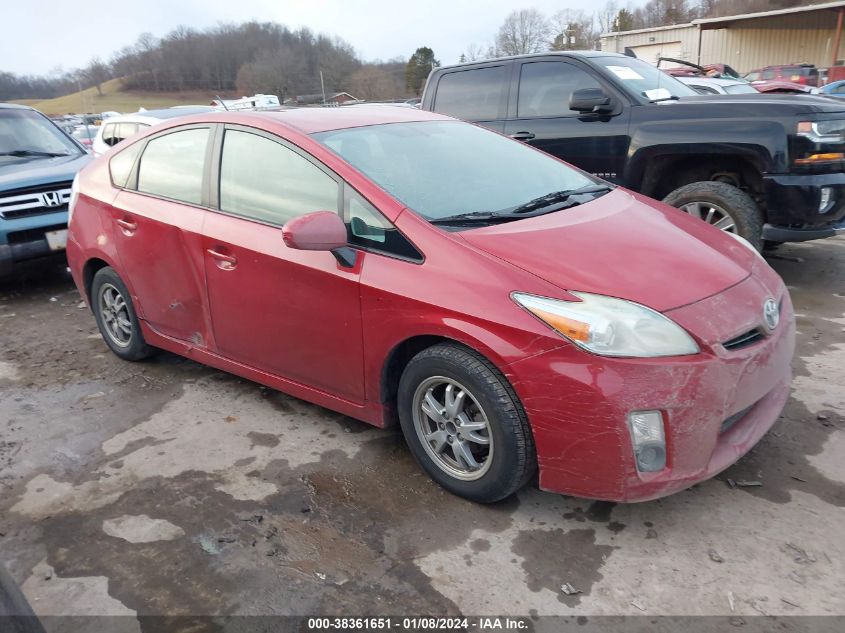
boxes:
[433,66,508,121]
[518,62,603,117]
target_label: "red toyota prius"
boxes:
[66,106,794,503]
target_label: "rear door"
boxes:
[108,124,213,344]
[428,63,512,133]
[503,58,630,182]
[202,125,365,401]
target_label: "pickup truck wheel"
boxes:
[663,181,764,251]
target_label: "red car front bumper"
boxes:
[507,274,795,502]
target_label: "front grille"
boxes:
[0,181,73,220]
[722,328,765,351]
[721,404,754,434]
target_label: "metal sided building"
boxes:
[600,1,845,73]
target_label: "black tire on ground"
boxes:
[663,181,764,251]
[397,343,536,503]
[90,266,154,361]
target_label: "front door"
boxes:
[503,59,630,183]
[203,126,365,402]
[108,125,212,344]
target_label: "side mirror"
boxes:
[570,88,613,114]
[282,211,347,251]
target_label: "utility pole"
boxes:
[320,70,326,105]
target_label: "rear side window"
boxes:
[137,128,210,204]
[433,66,508,121]
[102,123,117,146]
[518,62,604,117]
[219,129,339,225]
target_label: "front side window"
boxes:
[518,62,603,117]
[433,66,509,121]
[137,127,210,205]
[315,120,597,223]
[219,129,338,225]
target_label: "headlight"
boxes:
[797,120,845,143]
[513,292,699,357]
[68,174,80,222]
[726,230,763,258]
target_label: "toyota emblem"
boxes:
[763,298,780,330]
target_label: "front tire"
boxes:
[91,267,154,361]
[397,343,536,503]
[663,181,764,251]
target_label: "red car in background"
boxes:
[744,64,820,87]
[66,107,795,503]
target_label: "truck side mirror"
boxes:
[570,88,614,114]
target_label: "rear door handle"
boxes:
[115,218,137,233]
[207,248,237,270]
[509,131,535,141]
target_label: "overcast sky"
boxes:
[1,0,645,76]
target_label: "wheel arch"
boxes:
[82,256,114,303]
[378,333,514,428]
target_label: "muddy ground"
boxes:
[0,238,843,631]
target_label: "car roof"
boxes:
[0,103,34,111]
[247,105,452,134]
[434,50,627,71]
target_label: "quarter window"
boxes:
[109,141,143,188]
[219,129,339,225]
[137,127,210,204]
[344,187,422,261]
[433,66,508,121]
[518,62,603,117]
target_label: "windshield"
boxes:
[592,56,699,102]
[314,120,598,222]
[0,108,82,160]
[725,83,759,95]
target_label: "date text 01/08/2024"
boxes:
[306,617,530,630]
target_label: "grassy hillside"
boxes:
[11,78,226,115]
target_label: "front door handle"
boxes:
[509,131,535,141]
[207,248,237,270]
[115,218,137,234]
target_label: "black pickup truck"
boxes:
[421,51,845,249]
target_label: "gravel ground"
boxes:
[0,238,843,631]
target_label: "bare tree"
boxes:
[496,9,550,56]
[82,57,110,96]
[549,9,594,50]
[462,43,486,62]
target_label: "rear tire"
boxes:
[663,181,764,251]
[397,343,536,503]
[91,267,154,361]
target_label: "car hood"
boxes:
[460,188,755,312]
[676,93,845,115]
[0,153,90,193]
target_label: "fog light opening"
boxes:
[819,187,833,214]
[628,411,667,473]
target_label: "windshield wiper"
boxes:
[0,149,71,158]
[429,211,523,225]
[508,184,613,215]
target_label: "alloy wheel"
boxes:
[98,282,133,348]
[412,376,493,481]
[679,200,738,233]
